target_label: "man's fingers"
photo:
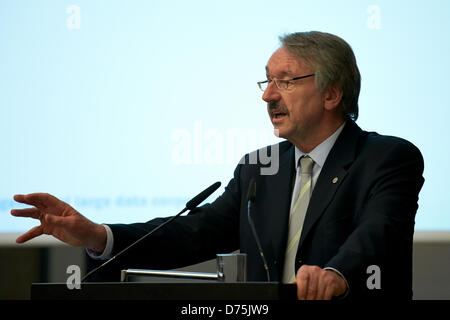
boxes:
[13,194,43,208]
[16,225,44,243]
[296,270,309,300]
[13,193,59,210]
[315,273,327,300]
[306,272,319,300]
[15,214,71,244]
[11,208,41,219]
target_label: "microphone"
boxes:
[186,181,221,210]
[81,181,222,282]
[246,178,270,282]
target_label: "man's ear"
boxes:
[323,85,343,111]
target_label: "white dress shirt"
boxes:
[290,122,345,210]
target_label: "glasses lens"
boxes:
[258,81,268,91]
[278,80,289,90]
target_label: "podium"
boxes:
[32,254,297,300]
[31,282,297,300]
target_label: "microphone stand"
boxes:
[82,181,221,283]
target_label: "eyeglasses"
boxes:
[257,74,315,92]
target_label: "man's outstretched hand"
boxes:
[11,193,107,253]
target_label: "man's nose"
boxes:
[262,81,281,103]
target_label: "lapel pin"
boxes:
[332,177,339,184]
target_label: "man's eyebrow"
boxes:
[265,65,293,77]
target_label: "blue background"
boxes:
[1,0,448,233]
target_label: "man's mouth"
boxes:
[272,111,287,119]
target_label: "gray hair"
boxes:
[280,31,360,121]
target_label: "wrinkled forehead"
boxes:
[265,47,313,78]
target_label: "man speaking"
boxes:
[11,31,424,300]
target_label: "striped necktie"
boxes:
[282,156,314,283]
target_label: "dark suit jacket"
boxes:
[97,120,424,299]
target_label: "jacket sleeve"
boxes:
[325,139,424,299]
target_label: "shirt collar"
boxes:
[294,122,346,170]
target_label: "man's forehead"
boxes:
[265,47,309,76]
[265,65,296,78]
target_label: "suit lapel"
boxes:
[297,120,363,252]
